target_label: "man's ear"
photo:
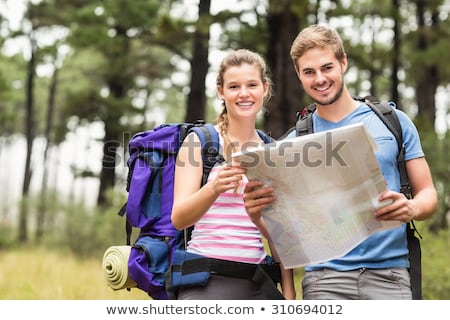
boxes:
[341,53,348,73]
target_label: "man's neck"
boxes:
[315,91,359,122]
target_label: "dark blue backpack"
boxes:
[117,121,274,300]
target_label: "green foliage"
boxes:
[0,223,16,248]
[0,54,26,136]
[414,116,449,232]
[416,222,450,299]
[15,188,127,258]
[51,200,126,258]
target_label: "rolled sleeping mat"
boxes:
[102,245,137,290]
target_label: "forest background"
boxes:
[0,0,449,299]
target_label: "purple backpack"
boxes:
[118,121,221,299]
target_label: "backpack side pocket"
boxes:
[128,236,175,300]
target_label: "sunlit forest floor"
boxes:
[0,247,305,300]
[0,248,149,300]
[1,227,449,300]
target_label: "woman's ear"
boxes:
[217,86,224,100]
[263,82,269,98]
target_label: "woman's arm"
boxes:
[171,133,246,230]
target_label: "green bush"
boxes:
[41,190,128,258]
[0,222,15,248]
[61,206,127,258]
[420,226,450,299]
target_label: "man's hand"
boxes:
[374,190,417,223]
[243,180,276,222]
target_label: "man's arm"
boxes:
[375,157,437,222]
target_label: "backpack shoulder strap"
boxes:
[256,129,274,144]
[295,103,316,136]
[179,123,223,248]
[189,123,224,185]
[360,96,412,199]
[361,97,402,151]
[361,96,422,298]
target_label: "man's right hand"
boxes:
[243,180,276,222]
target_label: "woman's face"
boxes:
[217,63,268,120]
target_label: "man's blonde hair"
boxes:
[290,24,346,72]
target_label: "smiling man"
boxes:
[243,24,438,300]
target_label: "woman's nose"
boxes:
[238,86,249,96]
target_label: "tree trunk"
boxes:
[390,0,401,105]
[265,3,304,139]
[414,0,437,127]
[415,66,438,126]
[18,34,37,243]
[185,0,211,123]
[36,65,58,241]
[97,25,132,207]
[97,121,120,206]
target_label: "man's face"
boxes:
[295,47,347,107]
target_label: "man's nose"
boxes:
[315,71,326,83]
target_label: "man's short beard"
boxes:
[313,81,344,106]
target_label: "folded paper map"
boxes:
[232,123,401,268]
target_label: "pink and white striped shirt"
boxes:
[186,159,267,264]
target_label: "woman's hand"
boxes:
[211,165,246,195]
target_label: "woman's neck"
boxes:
[227,123,260,144]
[222,122,261,160]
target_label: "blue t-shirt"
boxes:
[294,103,424,271]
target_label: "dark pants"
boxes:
[177,274,282,300]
